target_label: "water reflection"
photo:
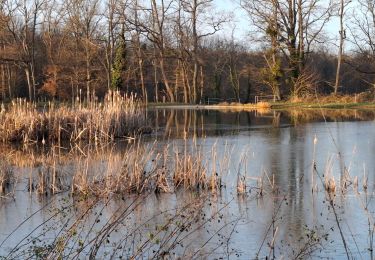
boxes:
[1,108,375,258]
[147,108,375,140]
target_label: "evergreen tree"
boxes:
[111,34,126,90]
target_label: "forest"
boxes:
[0,0,374,103]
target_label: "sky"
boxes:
[215,0,250,40]
[213,0,344,53]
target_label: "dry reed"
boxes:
[256,101,271,109]
[0,90,149,144]
[67,141,227,197]
[0,161,13,197]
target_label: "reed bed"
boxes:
[0,90,149,144]
[0,140,228,197]
[71,142,225,197]
[2,138,374,259]
[0,139,280,202]
[0,141,282,199]
[255,101,271,109]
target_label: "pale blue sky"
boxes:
[215,0,249,40]
[213,0,344,53]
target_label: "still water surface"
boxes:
[1,108,375,259]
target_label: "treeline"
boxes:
[0,0,375,103]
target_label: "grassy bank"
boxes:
[149,93,375,110]
[149,101,375,111]
[271,101,375,109]
[149,101,270,111]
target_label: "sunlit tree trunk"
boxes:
[151,0,175,103]
[334,0,345,95]
[134,0,146,103]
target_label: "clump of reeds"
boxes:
[362,166,368,191]
[173,143,226,193]
[173,146,208,191]
[0,90,150,144]
[321,156,336,194]
[256,101,271,109]
[237,175,246,195]
[70,142,226,198]
[0,161,14,196]
[236,154,248,195]
[324,176,336,193]
[32,165,66,196]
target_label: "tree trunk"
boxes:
[271,0,280,100]
[31,63,36,100]
[192,63,198,103]
[86,46,91,102]
[25,67,33,101]
[159,58,175,102]
[297,0,304,74]
[288,0,298,96]
[153,57,159,103]
[245,72,252,103]
[135,0,147,103]
[6,65,12,99]
[199,65,204,103]
[31,8,38,101]
[192,0,199,104]
[1,64,5,99]
[182,64,188,103]
[334,0,344,95]
[139,58,146,103]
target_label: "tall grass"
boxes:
[0,161,13,197]
[71,141,225,197]
[0,90,149,144]
[2,137,369,258]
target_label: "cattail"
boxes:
[237,176,246,195]
[324,177,336,193]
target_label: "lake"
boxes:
[1,108,375,259]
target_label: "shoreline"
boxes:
[148,101,375,110]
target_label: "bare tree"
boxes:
[133,0,147,102]
[240,0,333,97]
[64,0,102,101]
[148,0,176,102]
[350,0,375,56]
[181,0,226,103]
[0,6,17,98]
[3,0,46,100]
[348,0,375,95]
[104,0,120,91]
[334,0,350,95]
